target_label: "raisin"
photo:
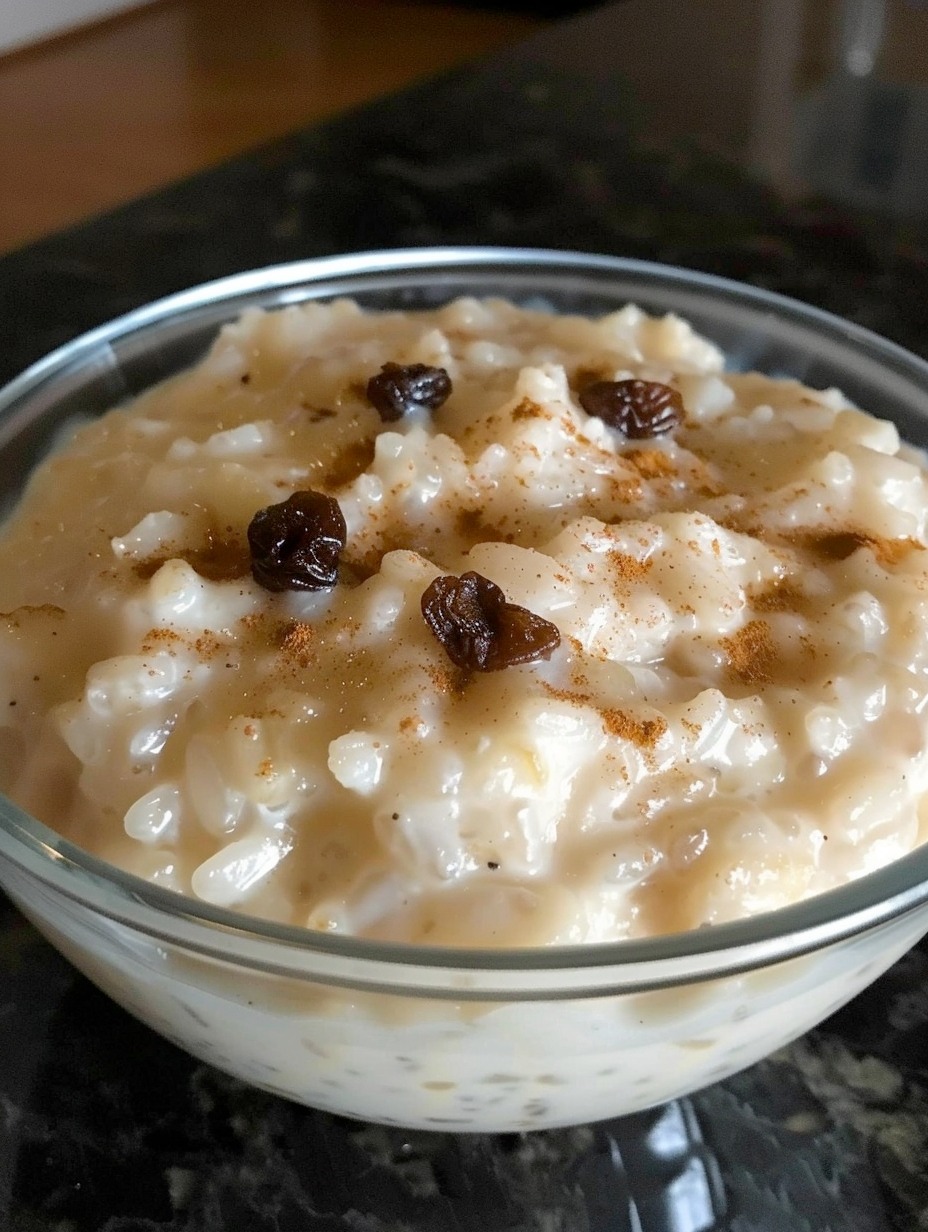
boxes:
[366,363,452,422]
[247,491,347,592]
[421,571,561,672]
[579,379,683,438]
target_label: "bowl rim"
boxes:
[3,243,928,994]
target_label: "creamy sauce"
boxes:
[2,296,928,945]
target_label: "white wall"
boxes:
[0,0,149,55]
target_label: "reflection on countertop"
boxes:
[516,0,928,220]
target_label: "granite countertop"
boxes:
[2,2,928,1228]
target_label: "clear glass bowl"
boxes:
[1,248,928,1133]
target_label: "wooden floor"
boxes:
[0,0,539,256]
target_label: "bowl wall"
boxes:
[3,858,924,1130]
[3,248,928,1129]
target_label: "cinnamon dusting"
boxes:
[749,578,805,613]
[278,620,316,668]
[625,449,677,480]
[601,709,668,748]
[140,627,183,654]
[607,478,644,504]
[720,619,776,685]
[511,398,545,422]
[542,682,667,750]
[425,663,467,696]
[193,632,224,658]
[608,551,653,585]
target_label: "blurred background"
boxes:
[5,0,927,260]
[0,0,600,256]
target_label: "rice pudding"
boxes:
[2,295,928,949]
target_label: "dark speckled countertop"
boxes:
[3,2,928,1228]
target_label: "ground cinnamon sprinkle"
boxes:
[511,398,545,421]
[608,478,644,504]
[749,578,805,613]
[625,449,677,480]
[425,663,466,696]
[542,682,667,749]
[140,627,183,654]
[193,631,223,658]
[278,620,316,668]
[873,537,925,566]
[601,708,668,748]
[608,551,653,585]
[142,627,182,643]
[543,683,592,708]
[720,619,776,685]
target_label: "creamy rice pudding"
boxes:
[2,295,927,949]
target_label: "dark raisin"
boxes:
[421,571,560,672]
[366,363,452,422]
[579,379,683,438]
[247,490,346,592]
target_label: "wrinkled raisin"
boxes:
[421,571,561,672]
[579,379,683,438]
[366,363,452,422]
[248,490,347,592]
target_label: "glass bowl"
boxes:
[1,248,928,1133]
